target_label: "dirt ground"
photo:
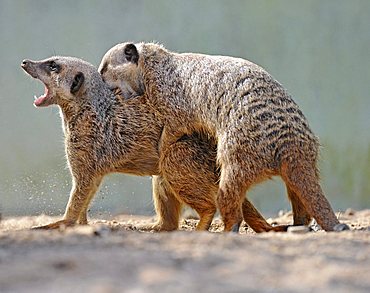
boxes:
[0,209,369,293]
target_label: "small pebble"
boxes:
[344,208,356,216]
[93,224,111,237]
[309,220,321,232]
[287,225,310,234]
[52,260,76,271]
[278,210,286,217]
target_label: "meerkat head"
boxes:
[21,56,104,108]
[99,42,144,99]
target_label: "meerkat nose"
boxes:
[21,59,31,68]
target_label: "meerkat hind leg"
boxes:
[241,198,289,233]
[286,186,312,226]
[281,160,341,231]
[136,176,181,232]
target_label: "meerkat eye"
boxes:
[48,61,59,72]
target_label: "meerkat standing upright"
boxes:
[99,42,349,232]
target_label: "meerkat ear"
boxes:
[124,43,139,64]
[70,72,85,94]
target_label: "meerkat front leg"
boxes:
[33,174,102,229]
[76,176,103,225]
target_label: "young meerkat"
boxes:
[99,42,349,232]
[21,56,287,232]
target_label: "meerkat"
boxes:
[99,42,349,232]
[21,56,288,232]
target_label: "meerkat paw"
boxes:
[32,219,76,230]
[333,223,350,232]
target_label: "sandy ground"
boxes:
[0,209,369,293]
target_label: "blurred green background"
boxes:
[0,0,369,218]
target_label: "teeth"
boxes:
[34,95,37,100]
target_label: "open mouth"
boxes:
[33,85,50,107]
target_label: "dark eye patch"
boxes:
[47,61,61,73]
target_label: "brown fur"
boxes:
[99,42,344,231]
[21,56,285,232]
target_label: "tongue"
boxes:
[34,95,47,107]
